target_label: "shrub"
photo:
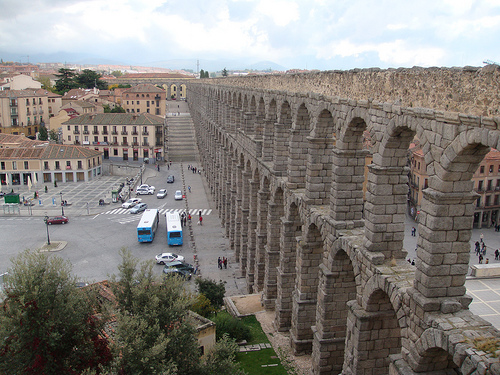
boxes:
[195,278,226,309]
[191,293,217,318]
[212,311,251,342]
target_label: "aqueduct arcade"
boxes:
[187,67,500,374]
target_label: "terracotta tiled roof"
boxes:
[0,89,51,98]
[122,84,165,94]
[0,133,47,148]
[63,113,164,126]
[0,146,45,159]
[41,144,101,159]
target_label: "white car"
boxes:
[122,198,141,208]
[155,253,185,265]
[157,189,167,199]
[174,190,183,200]
[136,186,155,195]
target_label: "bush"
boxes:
[191,293,217,318]
[195,278,226,309]
[212,311,251,342]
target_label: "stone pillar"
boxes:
[305,137,333,206]
[329,149,367,226]
[233,164,244,264]
[239,170,251,278]
[246,179,259,292]
[243,111,256,135]
[414,189,477,301]
[263,202,280,309]
[254,189,269,292]
[262,120,275,162]
[364,164,409,260]
[342,300,400,375]
[287,129,308,189]
[273,123,289,176]
[274,220,297,331]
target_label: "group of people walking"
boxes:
[218,257,228,269]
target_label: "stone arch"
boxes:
[263,98,277,161]
[263,185,284,309]
[291,222,324,355]
[306,108,335,205]
[364,118,416,259]
[288,103,311,189]
[329,114,368,226]
[313,241,358,373]
[254,172,269,292]
[414,129,494,302]
[344,281,402,375]
[274,201,301,330]
[273,101,292,176]
[255,96,265,139]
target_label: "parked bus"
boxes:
[137,209,160,242]
[166,212,183,246]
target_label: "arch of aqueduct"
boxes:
[186,66,500,374]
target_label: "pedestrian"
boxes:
[480,233,484,243]
[167,163,170,170]
[54,181,57,187]
[45,186,48,193]
[198,216,203,225]
[157,164,160,172]
[218,257,222,269]
[486,258,490,264]
[495,249,499,260]
[479,254,484,264]
[188,185,191,192]
[199,210,202,218]
[188,214,191,223]
[223,257,227,269]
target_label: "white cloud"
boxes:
[255,0,300,26]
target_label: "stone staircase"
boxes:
[165,114,197,162]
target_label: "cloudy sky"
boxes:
[1,0,499,71]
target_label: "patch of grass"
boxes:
[236,348,288,375]
[473,336,500,357]
[241,315,269,344]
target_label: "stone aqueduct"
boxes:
[186,67,500,374]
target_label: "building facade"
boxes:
[408,144,500,228]
[0,134,102,187]
[0,89,62,137]
[62,113,164,162]
[121,84,166,117]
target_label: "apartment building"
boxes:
[408,143,500,228]
[0,133,102,186]
[62,113,164,162]
[0,89,62,137]
[121,84,166,117]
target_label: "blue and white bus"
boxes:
[137,209,160,242]
[166,212,183,246]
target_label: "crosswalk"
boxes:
[101,208,213,216]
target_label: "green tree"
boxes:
[54,68,78,94]
[109,248,202,375]
[0,249,112,374]
[195,278,226,309]
[200,69,205,78]
[222,68,228,77]
[36,76,54,91]
[111,105,126,113]
[200,334,246,375]
[103,104,111,113]
[38,124,48,141]
[111,70,123,77]
[75,69,108,90]
[48,129,59,142]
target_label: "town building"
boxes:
[408,142,500,228]
[0,133,102,188]
[0,89,62,137]
[0,73,42,91]
[121,84,166,117]
[62,113,164,162]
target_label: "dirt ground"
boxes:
[230,295,311,375]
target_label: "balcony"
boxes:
[132,142,139,147]
[92,130,99,135]
[73,130,80,134]
[142,131,149,136]
[110,141,118,146]
[111,130,118,135]
[66,166,72,170]
[131,130,138,135]
[74,141,80,145]
[156,141,163,147]
[83,130,89,134]
[122,142,129,146]
[102,130,108,135]
[121,130,128,135]
[142,142,149,147]
[10,100,17,107]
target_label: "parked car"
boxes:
[162,267,191,280]
[136,185,155,195]
[164,260,195,274]
[155,252,185,265]
[156,189,167,199]
[167,175,175,183]
[45,216,69,225]
[130,203,148,214]
[174,190,183,200]
[122,198,141,209]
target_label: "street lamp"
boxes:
[60,192,64,216]
[44,215,50,245]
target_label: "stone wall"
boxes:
[204,65,500,117]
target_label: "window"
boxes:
[480,165,485,174]
[26,99,29,106]
[114,149,118,156]
[94,136,98,142]
[103,136,108,143]
[84,136,89,142]
[24,161,28,169]
[141,94,144,97]
[44,161,49,170]
[32,98,36,105]
[136,101,139,105]
[127,101,129,105]
[12,161,17,170]
[0,162,5,170]
[478,180,484,191]
[486,195,491,207]
[66,161,71,169]
[78,160,82,169]
[488,180,493,191]
[495,195,499,206]
[490,165,494,173]
[147,109,150,113]
[137,109,140,113]
[55,161,60,170]
[147,101,150,107]
[67,125,70,130]
[477,197,481,208]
